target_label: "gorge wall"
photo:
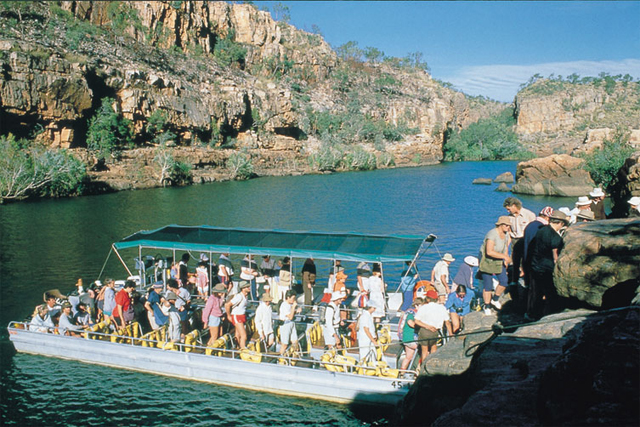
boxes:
[0,1,504,195]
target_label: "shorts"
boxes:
[208,315,221,327]
[197,285,209,294]
[403,341,418,350]
[481,265,508,291]
[323,326,337,346]
[230,314,246,325]
[280,321,298,345]
[418,327,439,348]
[433,282,448,296]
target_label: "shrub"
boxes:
[86,97,134,160]
[0,134,86,201]
[443,108,531,161]
[580,131,634,192]
[227,150,254,180]
[308,142,343,172]
[344,146,376,171]
[213,29,246,68]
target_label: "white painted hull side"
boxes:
[8,327,411,406]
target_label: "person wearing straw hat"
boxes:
[570,196,593,224]
[628,196,640,218]
[527,210,569,320]
[323,291,346,349]
[478,216,512,315]
[589,187,607,220]
[255,293,275,349]
[357,302,378,362]
[431,253,455,303]
[202,283,228,346]
[576,210,596,222]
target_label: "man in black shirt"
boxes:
[527,210,569,320]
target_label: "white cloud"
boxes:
[442,59,640,102]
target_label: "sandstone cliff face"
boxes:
[610,152,640,218]
[514,79,640,155]
[0,0,502,188]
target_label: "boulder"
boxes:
[472,178,493,185]
[537,308,639,426]
[609,151,640,218]
[493,171,514,183]
[494,183,510,192]
[511,154,595,196]
[554,218,640,308]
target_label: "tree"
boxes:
[335,41,363,63]
[272,2,290,23]
[0,135,86,201]
[86,97,134,161]
[364,46,384,64]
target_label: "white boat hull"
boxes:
[8,326,411,406]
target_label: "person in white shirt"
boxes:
[278,290,300,356]
[414,290,451,361]
[431,253,455,302]
[255,293,275,349]
[225,281,251,349]
[367,264,386,321]
[323,291,345,349]
[357,304,378,362]
[29,305,54,333]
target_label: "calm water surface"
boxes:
[0,161,573,425]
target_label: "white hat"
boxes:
[589,188,605,198]
[331,291,346,301]
[628,196,640,206]
[464,256,479,267]
[558,207,572,216]
[575,196,591,206]
[199,253,209,262]
[442,253,455,262]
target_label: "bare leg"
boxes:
[400,345,416,371]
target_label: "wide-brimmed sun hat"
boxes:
[575,196,591,206]
[589,188,605,198]
[442,253,455,262]
[165,291,178,301]
[495,216,511,226]
[261,293,273,302]
[212,283,228,294]
[239,281,251,289]
[550,210,569,223]
[577,210,595,221]
[464,256,479,267]
[628,196,640,206]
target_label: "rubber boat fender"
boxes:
[240,342,262,363]
[184,330,200,353]
[205,334,229,356]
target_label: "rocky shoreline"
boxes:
[395,218,640,426]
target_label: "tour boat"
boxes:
[8,225,435,406]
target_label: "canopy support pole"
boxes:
[392,234,437,294]
[97,246,114,281]
[114,245,133,277]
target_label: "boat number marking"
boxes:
[391,381,405,389]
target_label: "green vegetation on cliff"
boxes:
[443,109,533,161]
[0,135,86,202]
[580,130,634,193]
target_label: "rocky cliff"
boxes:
[513,78,640,156]
[0,1,504,196]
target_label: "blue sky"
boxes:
[262,1,640,102]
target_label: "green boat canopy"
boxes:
[113,225,432,263]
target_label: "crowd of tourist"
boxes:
[27,188,638,373]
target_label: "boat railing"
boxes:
[8,321,416,382]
